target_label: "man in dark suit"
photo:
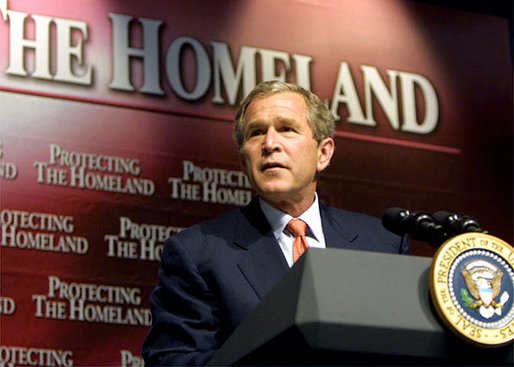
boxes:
[142,81,408,366]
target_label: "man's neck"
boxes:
[261,194,316,218]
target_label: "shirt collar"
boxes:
[259,194,323,242]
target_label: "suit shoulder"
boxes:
[322,205,409,254]
[165,207,243,258]
[174,208,241,240]
[324,206,383,227]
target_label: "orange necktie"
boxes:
[287,219,309,263]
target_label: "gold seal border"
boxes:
[429,232,514,347]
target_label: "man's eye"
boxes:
[280,127,295,133]
[248,129,264,138]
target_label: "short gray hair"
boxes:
[234,80,335,148]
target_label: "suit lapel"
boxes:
[320,203,361,250]
[234,198,289,300]
[234,200,363,299]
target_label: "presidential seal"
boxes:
[430,232,514,346]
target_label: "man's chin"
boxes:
[256,187,290,202]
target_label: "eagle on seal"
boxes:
[461,260,503,310]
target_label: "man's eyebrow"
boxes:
[276,117,298,125]
[247,116,297,126]
[245,120,266,129]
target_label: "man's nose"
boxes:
[263,128,280,153]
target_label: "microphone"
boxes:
[432,211,484,235]
[382,207,448,246]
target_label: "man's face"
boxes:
[240,92,334,208]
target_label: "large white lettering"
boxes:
[168,160,252,206]
[109,13,163,94]
[4,9,92,84]
[0,5,440,135]
[330,63,438,134]
[120,350,144,367]
[104,217,183,262]
[0,346,73,367]
[0,296,16,316]
[108,15,313,105]
[31,276,151,326]
[0,143,18,181]
[33,144,155,196]
[0,209,89,255]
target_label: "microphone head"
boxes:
[433,211,483,234]
[382,207,411,236]
[383,208,448,246]
[410,213,447,244]
[432,211,459,226]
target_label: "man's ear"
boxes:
[317,137,335,173]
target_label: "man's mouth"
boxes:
[261,162,286,171]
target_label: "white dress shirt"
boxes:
[259,194,326,268]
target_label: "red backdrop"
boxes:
[0,0,512,365]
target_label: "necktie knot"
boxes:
[287,218,307,237]
[287,219,308,263]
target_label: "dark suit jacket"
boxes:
[142,198,408,366]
